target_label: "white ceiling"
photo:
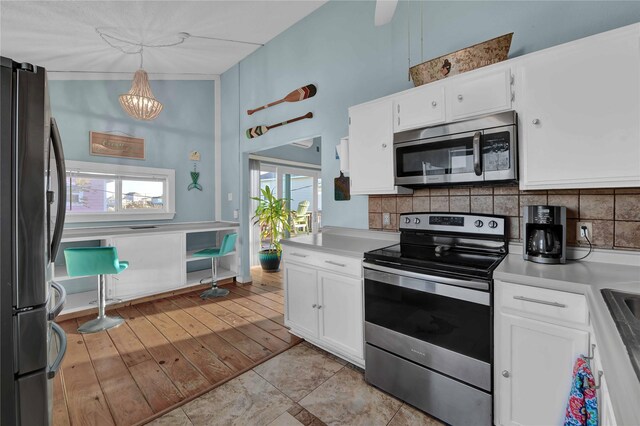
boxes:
[0,1,326,76]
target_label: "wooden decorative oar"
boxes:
[247,84,317,115]
[246,112,313,139]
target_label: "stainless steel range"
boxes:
[363,212,508,426]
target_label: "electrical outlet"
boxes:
[577,222,593,242]
[383,212,391,226]
[233,209,239,219]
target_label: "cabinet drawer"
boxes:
[498,281,588,325]
[283,246,318,267]
[315,252,362,277]
[283,246,362,277]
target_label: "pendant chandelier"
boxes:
[119,47,163,121]
[119,67,163,121]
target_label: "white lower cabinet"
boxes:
[283,248,364,367]
[284,262,318,337]
[497,313,589,426]
[109,232,185,299]
[317,271,363,359]
[495,280,616,426]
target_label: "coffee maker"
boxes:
[523,205,567,264]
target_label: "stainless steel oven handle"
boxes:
[364,261,489,291]
[473,131,482,176]
[513,295,567,308]
[48,281,66,320]
[48,322,67,379]
[364,263,490,305]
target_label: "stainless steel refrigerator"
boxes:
[1,56,68,425]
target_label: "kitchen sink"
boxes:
[602,289,640,381]
[625,296,640,321]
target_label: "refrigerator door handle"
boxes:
[50,117,66,262]
[47,322,67,379]
[47,281,66,321]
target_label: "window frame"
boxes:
[63,160,176,223]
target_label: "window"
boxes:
[64,161,175,223]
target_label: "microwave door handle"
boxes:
[473,131,482,176]
[422,161,427,183]
[50,118,66,262]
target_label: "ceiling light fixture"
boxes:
[119,50,164,121]
[97,27,264,120]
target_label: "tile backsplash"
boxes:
[369,185,640,250]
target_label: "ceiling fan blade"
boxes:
[374,0,398,26]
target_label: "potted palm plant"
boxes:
[251,185,291,271]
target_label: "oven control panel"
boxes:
[400,213,506,236]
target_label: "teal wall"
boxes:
[50,79,215,225]
[222,0,640,279]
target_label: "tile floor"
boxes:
[148,342,443,426]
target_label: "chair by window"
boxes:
[291,200,310,234]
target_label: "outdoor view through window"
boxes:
[66,173,165,213]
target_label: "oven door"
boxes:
[363,264,492,391]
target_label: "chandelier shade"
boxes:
[119,69,163,121]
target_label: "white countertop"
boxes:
[62,221,239,241]
[495,254,640,426]
[280,227,398,258]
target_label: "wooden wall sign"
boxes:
[90,132,145,160]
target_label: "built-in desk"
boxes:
[55,221,240,314]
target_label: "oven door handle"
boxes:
[364,262,490,306]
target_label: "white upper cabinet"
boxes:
[448,65,513,121]
[349,98,410,195]
[517,23,640,189]
[393,84,445,132]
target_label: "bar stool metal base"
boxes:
[78,315,124,334]
[200,286,230,299]
[199,256,229,299]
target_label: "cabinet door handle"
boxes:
[431,100,437,107]
[502,370,510,378]
[595,371,603,389]
[291,252,308,258]
[513,295,566,308]
[325,260,346,267]
[382,143,387,149]
[397,104,400,113]
[317,305,323,309]
[397,117,400,126]
[532,118,540,125]
[457,94,463,101]
[312,304,317,308]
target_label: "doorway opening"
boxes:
[249,138,321,267]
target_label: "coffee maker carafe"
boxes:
[523,205,566,264]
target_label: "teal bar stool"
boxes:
[64,247,129,334]
[193,233,237,299]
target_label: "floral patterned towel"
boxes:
[564,356,598,426]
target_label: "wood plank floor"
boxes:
[53,268,297,426]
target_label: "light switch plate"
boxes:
[233,209,239,219]
[227,192,233,201]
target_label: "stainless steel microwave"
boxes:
[394,111,518,187]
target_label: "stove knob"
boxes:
[414,217,421,225]
[488,220,498,229]
[474,220,484,228]
[404,217,411,224]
